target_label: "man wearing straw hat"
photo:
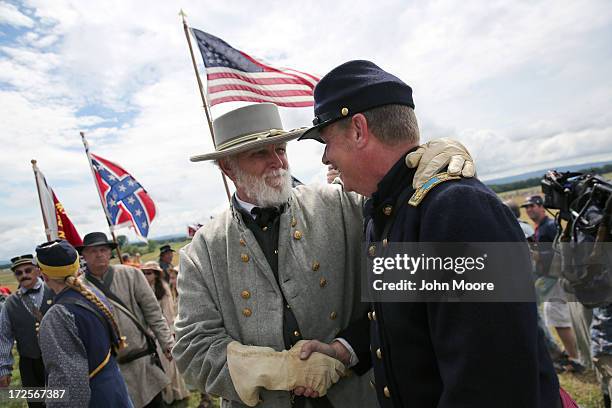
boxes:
[173,102,474,408]
[0,254,54,407]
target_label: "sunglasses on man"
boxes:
[14,267,36,277]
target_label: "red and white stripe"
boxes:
[206,59,320,107]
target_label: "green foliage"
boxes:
[116,235,128,247]
[147,240,159,254]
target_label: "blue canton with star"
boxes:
[191,28,264,72]
[92,158,150,236]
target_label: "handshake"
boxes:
[227,339,350,406]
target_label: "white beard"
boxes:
[235,166,293,207]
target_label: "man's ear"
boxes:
[218,158,235,181]
[351,113,370,149]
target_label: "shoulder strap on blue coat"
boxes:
[409,172,460,207]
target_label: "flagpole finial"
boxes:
[31,159,37,165]
[179,9,187,22]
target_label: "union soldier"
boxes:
[298,60,564,407]
[0,254,54,408]
[37,240,133,407]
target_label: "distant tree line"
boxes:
[488,163,612,193]
[116,235,187,256]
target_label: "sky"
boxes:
[1,0,612,260]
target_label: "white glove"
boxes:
[227,340,345,406]
[406,138,476,189]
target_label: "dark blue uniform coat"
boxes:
[341,154,560,408]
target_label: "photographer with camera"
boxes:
[542,171,612,406]
[522,195,584,373]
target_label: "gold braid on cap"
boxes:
[64,276,128,351]
[38,257,79,278]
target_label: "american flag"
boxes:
[191,28,320,107]
[90,153,156,238]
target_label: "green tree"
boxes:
[116,235,128,248]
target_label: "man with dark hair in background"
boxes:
[523,195,585,372]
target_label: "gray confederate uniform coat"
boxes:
[174,184,377,408]
[83,264,173,407]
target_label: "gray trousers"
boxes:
[568,301,593,369]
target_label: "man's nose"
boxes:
[322,146,330,165]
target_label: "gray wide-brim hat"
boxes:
[190,103,306,162]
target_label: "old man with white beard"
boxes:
[173,103,474,408]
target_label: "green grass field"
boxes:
[4,348,219,407]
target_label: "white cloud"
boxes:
[0,3,34,28]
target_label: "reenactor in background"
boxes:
[78,232,174,408]
[158,245,175,282]
[0,254,55,407]
[36,240,133,407]
[523,195,585,372]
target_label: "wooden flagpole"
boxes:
[31,159,53,241]
[180,9,232,202]
[80,131,124,264]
